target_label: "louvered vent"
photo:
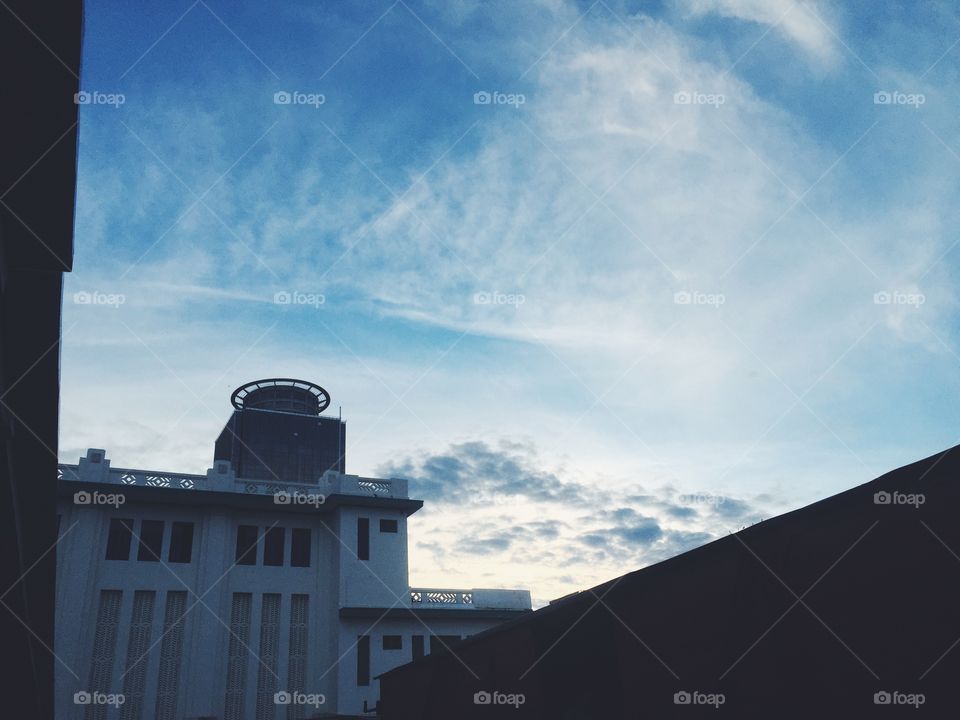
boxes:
[120,591,156,720]
[255,594,282,720]
[154,591,187,720]
[224,593,253,720]
[286,595,309,720]
[85,590,122,720]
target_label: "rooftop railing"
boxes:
[409,588,532,610]
[58,449,408,500]
[410,589,474,606]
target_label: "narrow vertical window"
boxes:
[357,635,370,686]
[291,528,311,567]
[357,518,369,561]
[224,593,253,720]
[255,594,281,720]
[154,591,187,720]
[87,590,122,719]
[263,527,285,566]
[168,521,194,563]
[286,595,309,720]
[137,520,164,562]
[105,518,134,560]
[121,590,156,719]
[412,635,424,660]
[236,524,258,565]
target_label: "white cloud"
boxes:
[678,0,841,64]
[61,0,960,601]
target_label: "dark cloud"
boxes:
[389,440,771,594]
[451,518,568,557]
[711,497,754,519]
[610,518,663,545]
[579,533,610,549]
[380,440,595,506]
[458,535,513,555]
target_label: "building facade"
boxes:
[55,379,530,719]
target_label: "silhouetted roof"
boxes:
[379,445,960,718]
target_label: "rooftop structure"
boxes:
[55,381,530,719]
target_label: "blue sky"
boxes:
[64,0,960,604]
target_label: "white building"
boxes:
[55,379,530,720]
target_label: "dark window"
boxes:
[137,520,164,562]
[357,518,369,561]
[105,518,134,560]
[357,635,370,686]
[168,521,194,563]
[379,518,398,533]
[412,635,424,659]
[264,527,285,566]
[236,524,258,565]
[383,635,402,650]
[291,528,311,567]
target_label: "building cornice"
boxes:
[57,480,423,516]
[339,607,531,622]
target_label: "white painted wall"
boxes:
[55,451,530,719]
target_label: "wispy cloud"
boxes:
[63,0,960,599]
[679,0,841,64]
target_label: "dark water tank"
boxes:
[215,379,345,482]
